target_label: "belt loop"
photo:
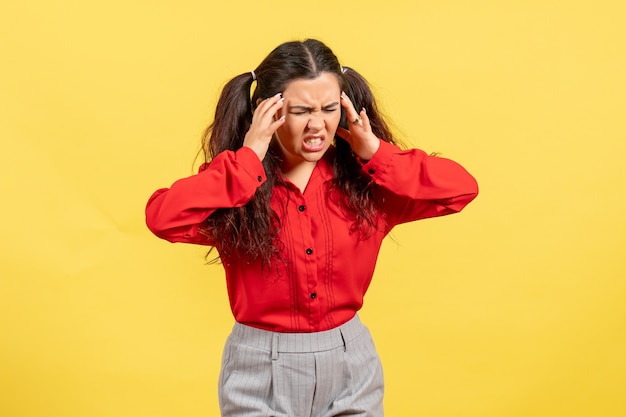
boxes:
[339,328,347,352]
[271,333,279,360]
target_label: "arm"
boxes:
[338,93,478,228]
[146,93,285,244]
[362,140,479,227]
[145,147,266,244]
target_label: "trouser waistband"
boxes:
[228,314,365,358]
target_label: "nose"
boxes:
[307,113,324,130]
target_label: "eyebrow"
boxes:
[288,101,340,111]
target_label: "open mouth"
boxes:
[302,136,326,152]
[304,137,323,146]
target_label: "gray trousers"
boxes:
[218,315,384,417]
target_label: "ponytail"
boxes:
[201,72,255,163]
[199,71,283,266]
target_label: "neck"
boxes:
[280,160,317,193]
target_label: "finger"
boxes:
[341,93,368,128]
[336,127,351,141]
[359,107,371,131]
[269,114,286,131]
[253,101,284,132]
[340,91,359,121]
[255,93,283,116]
[263,95,286,131]
[271,94,285,116]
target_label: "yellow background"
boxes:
[2,0,625,416]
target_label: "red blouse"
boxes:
[146,140,478,332]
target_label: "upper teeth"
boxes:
[306,138,322,145]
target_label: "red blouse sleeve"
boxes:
[362,140,479,229]
[145,147,266,245]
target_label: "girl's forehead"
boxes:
[283,73,341,100]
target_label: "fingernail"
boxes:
[275,92,282,97]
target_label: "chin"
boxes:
[303,148,329,161]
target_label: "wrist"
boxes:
[243,144,266,161]
[356,136,380,161]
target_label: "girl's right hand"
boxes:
[243,93,285,161]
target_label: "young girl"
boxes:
[146,38,478,417]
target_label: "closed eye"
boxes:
[289,105,312,115]
[288,101,340,114]
[323,102,340,112]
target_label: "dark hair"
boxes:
[199,39,398,265]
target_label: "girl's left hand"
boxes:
[337,92,380,161]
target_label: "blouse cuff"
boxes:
[361,140,396,180]
[235,146,267,185]
[198,147,267,186]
